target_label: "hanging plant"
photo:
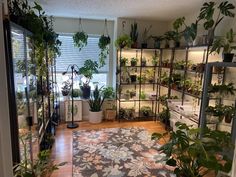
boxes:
[73,31,88,51]
[98,19,111,67]
[73,18,88,51]
[8,0,62,78]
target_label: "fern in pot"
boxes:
[98,34,111,67]
[88,86,114,123]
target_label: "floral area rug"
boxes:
[73,127,175,177]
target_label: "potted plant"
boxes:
[79,59,99,99]
[130,22,138,48]
[224,105,235,123]
[151,35,163,49]
[140,106,152,117]
[130,57,138,66]
[69,89,81,98]
[152,122,233,177]
[146,69,155,83]
[98,34,111,67]
[208,82,236,97]
[137,74,146,84]
[120,57,128,67]
[129,90,136,98]
[141,57,147,66]
[151,55,159,66]
[210,28,236,62]
[159,107,170,125]
[102,87,116,121]
[115,34,132,49]
[198,1,235,45]
[172,17,185,47]
[141,25,152,48]
[61,80,71,96]
[130,74,137,83]
[88,85,114,123]
[206,105,224,123]
[140,91,146,100]
[73,31,88,51]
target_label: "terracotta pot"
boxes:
[225,114,232,124]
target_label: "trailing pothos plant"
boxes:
[152,122,233,177]
[98,34,111,67]
[8,0,62,78]
[73,31,88,51]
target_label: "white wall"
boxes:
[53,17,115,86]
[0,1,14,177]
[117,18,170,48]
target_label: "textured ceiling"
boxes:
[35,0,204,21]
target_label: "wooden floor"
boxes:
[50,120,167,177]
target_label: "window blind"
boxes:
[56,34,109,73]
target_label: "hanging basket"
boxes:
[73,18,88,51]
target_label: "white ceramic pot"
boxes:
[89,110,103,124]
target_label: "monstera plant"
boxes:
[152,122,233,177]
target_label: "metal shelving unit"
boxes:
[199,62,236,143]
[116,48,160,121]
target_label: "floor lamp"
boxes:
[62,64,79,129]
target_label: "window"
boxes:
[56,34,109,90]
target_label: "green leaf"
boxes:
[151,133,163,140]
[166,158,177,166]
[219,1,235,17]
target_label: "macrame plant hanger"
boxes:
[78,18,83,32]
[103,19,109,37]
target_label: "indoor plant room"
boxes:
[0,0,236,177]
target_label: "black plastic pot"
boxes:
[175,41,180,48]
[223,53,234,62]
[141,61,146,66]
[141,43,148,48]
[142,111,149,117]
[131,61,137,67]
[81,85,91,99]
[130,75,137,83]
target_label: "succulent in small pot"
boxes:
[73,31,88,51]
[140,91,146,100]
[130,57,138,66]
[141,106,152,117]
[210,28,236,62]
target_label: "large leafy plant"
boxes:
[198,1,235,31]
[152,122,233,177]
[79,59,99,86]
[211,28,236,54]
